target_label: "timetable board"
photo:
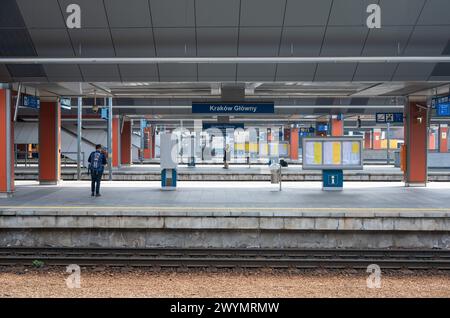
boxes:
[302,137,363,170]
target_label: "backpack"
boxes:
[90,152,103,173]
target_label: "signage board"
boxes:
[60,97,72,110]
[436,103,450,117]
[100,108,109,120]
[192,102,274,114]
[376,112,403,123]
[302,136,363,170]
[22,95,40,109]
[202,123,244,131]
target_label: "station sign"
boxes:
[60,97,72,110]
[100,108,109,120]
[376,112,403,123]
[22,95,40,109]
[192,102,274,114]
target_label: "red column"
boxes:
[290,128,298,160]
[405,101,428,186]
[330,118,344,136]
[112,116,120,168]
[143,127,151,159]
[39,101,61,184]
[0,89,14,197]
[364,131,372,149]
[151,127,155,158]
[373,129,382,150]
[120,120,132,165]
[439,124,448,153]
[428,132,436,151]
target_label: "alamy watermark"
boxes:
[366,264,382,289]
[65,264,81,289]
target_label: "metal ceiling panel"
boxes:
[380,0,425,26]
[275,64,316,81]
[158,64,197,81]
[111,28,155,57]
[104,0,152,27]
[328,0,373,26]
[44,65,83,81]
[150,0,195,27]
[154,28,196,56]
[198,64,236,80]
[276,27,325,81]
[354,26,413,81]
[237,64,276,81]
[353,64,398,81]
[196,0,240,27]
[279,27,325,56]
[417,0,450,25]
[17,0,65,28]
[315,63,358,81]
[197,28,238,56]
[320,26,367,56]
[118,65,159,81]
[0,65,11,81]
[68,29,115,57]
[79,65,121,81]
[393,26,450,81]
[238,27,281,56]
[29,29,74,57]
[240,0,286,27]
[284,0,332,26]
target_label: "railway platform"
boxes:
[13,165,450,182]
[1,181,449,250]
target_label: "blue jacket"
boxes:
[88,150,107,173]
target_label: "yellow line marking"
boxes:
[0,206,449,212]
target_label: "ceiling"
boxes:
[0,0,449,85]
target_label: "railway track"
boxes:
[0,247,449,269]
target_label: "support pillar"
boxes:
[39,101,61,185]
[0,88,14,197]
[364,131,372,149]
[330,116,344,136]
[120,120,132,165]
[290,128,298,160]
[373,129,382,150]
[143,127,152,159]
[112,115,120,168]
[439,124,448,153]
[405,100,428,187]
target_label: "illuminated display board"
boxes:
[302,137,363,170]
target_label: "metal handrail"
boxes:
[13,150,85,168]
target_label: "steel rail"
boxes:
[0,247,449,269]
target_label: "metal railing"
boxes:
[13,150,85,168]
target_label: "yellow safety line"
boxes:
[0,206,449,212]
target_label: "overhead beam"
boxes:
[1,56,450,64]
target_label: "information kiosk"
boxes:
[302,137,363,190]
[160,133,178,190]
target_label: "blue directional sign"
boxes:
[376,112,403,123]
[437,103,450,117]
[22,95,40,109]
[192,102,274,114]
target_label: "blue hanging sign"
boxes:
[192,102,274,114]
[22,95,40,109]
[376,112,403,123]
[60,97,72,110]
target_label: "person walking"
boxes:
[88,144,107,197]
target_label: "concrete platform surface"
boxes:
[1,181,450,213]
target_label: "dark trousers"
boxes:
[91,170,103,194]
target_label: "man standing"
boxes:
[88,144,107,197]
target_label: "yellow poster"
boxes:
[332,142,341,164]
[314,142,322,164]
[351,142,359,154]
